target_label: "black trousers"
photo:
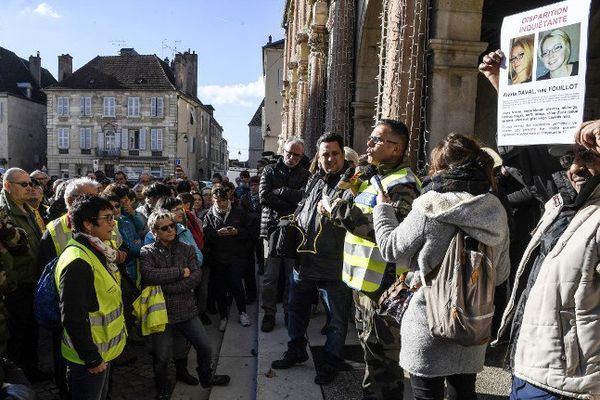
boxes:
[410,373,477,400]
[5,284,38,373]
[212,262,247,319]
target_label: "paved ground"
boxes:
[33,273,512,400]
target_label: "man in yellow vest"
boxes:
[326,119,420,400]
[55,195,127,400]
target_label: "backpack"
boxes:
[422,230,495,346]
[34,255,63,331]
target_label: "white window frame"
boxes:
[150,97,164,117]
[127,97,140,117]
[103,97,116,117]
[79,127,92,149]
[57,97,69,116]
[80,97,91,116]
[57,128,69,149]
[150,128,163,151]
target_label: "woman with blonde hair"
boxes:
[538,29,578,80]
[509,36,534,84]
[373,133,510,400]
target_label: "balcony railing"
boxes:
[95,147,121,159]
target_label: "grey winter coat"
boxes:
[373,191,510,377]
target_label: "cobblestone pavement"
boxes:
[33,343,159,400]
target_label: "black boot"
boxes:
[175,359,199,386]
[197,367,231,388]
[155,378,171,400]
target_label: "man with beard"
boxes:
[495,121,600,400]
[259,138,310,332]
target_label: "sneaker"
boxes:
[218,318,227,332]
[271,350,309,369]
[261,315,275,332]
[240,312,251,327]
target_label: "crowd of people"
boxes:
[0,49,596,400]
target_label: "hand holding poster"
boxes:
[497,0,591,146]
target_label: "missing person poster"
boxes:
[497,0,591,146]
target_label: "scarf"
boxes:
[80,232,119,274]
[422,159,491,196]
[211,201,231,224]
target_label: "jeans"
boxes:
[66,361,110,400]
[213,261,246,319]
[410,373,477,400]
[151,317,212,388]
[510,377,574,400]
[262,256,295,316]
[287,270,352,364]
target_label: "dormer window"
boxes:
[17,82,32,99]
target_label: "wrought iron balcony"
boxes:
[95,147,121,159]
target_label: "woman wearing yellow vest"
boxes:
[55,195,127,400]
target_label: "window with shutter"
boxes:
[80,97,91,116]
[127,97,140,117]
[103,97,115,117]
[151,97,164,117]
[57,97,69,116]
[97,131,104,150]
[150,128,163,151]
[79,128,92,149]
[139,128,147,150]
[121,128,129,149]
[57,128,69,149]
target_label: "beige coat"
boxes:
[497,186,600,399]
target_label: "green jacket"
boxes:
[0,190,42,285]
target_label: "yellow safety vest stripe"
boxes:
[46,214,71,256]
[343,167,418,292]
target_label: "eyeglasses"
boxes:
[367,136,399,146]
[542,44,563,58]
[560,149,599,169]
[284,150,303,159]
[156,223,176,232]
[510,52,525,63]
[93,214,115,222]
[9,181,35,188]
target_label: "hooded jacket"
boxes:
[496,185,600,400]
[373,191,509,377]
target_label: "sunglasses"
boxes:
[10,181,35,188]
[559,149,599,169]
[156,223,176,232]
[367,136,399,146]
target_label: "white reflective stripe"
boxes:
[89,307,123,326]
[342,261,385,283]
[141,303,167,323]
[51,218,71,254]
[96,330,127,353]
[140,287,163,304]
[344,240,386,263]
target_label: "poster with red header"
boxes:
[497,0,591,146]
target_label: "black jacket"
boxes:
[295,165,350,281]
[259,158,310,238]
[202,206,249,265]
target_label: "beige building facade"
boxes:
[45,49,228,180]
[262,38,285,154]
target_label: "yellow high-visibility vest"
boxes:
[132,286,168,336]
[342,167,420,292]
[55,239,127,364]
[47,214,72,256]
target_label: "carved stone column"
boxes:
[295,34,310,141]
[325,0,355,144]
[304,0,329,157]
[287,61,299,142]
[378,0,429,168]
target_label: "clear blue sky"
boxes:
[0,0,285,160]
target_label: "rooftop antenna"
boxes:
[161,39,182,60]
[109,40,127,53]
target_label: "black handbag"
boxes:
[267,216,300,258]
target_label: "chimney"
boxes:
[58,54,73,82]
[173,50,198,98]
[268,35,272,44]
[29,51,41,86]
[119,48,138,56]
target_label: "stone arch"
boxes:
[351,0,383,154]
